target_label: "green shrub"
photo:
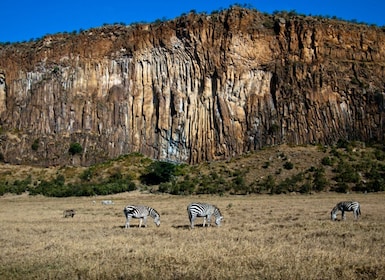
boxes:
[158,182,172,194]
[283,161,294,170]
[29,176,136,197]
[80,168,93,181]
[278,173,305,193]
[321,156,334,166]
[299,181,312,194]
[374,149,385,161]
[177,178,196,195]
[231,174,248,194]
[312,167,328,192]
[258,175,276,194]
[365,178,385,192]
[165,179,196,195]
[69,142,83,155]
[140,161,176,185]
[352,182,367,193]
[194,172,228,195]
[54,174,65,186]
[31,139,39,151]
[334,182,349,193]
[333,160,360,183]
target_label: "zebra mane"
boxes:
[213,205,222,217]
[149,207,160,219]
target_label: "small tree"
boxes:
[283,161,294,170]
[258,175,276,194]
[140,161,176,185]
[69,142,83,155]
[313,167,328,191]
[31,139,39,151]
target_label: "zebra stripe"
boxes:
[331,201,361,221]
[123,205,160,228]
[187,202,223,229]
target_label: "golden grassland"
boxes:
[0,192,384,280]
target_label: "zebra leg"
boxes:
[125,217,131,229]
[190,215,196,229]
[203,217,206,227]
[206,215,212,227]
[139,218,143,228]
[143,216,148,227]
[342,211,346,220]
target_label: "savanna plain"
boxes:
[0,192,384,280]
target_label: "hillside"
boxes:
[0,7,384,166]
[1,142,384,196]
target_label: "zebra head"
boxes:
[331,207,338,221]
[215,215,223,226]
[152,210,161,227]
[214,207,223,226]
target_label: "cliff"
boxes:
[0,7,384,166]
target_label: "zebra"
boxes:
[123,205,160,228]
[331,201,361,221]
[63,209,76,218]
[187,202,223,229]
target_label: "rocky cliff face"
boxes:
[0,7,384,166]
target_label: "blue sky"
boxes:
[2,0,385,43]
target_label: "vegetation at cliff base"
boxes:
[0,141,385,197]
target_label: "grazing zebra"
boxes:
[63,209,76,218]
[187,202,223,229]
[123,205,160,228]
[331,201,361,221]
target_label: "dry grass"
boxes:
[0,192,384,279]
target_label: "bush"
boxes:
[366,178,385,192]
[299,181,312,194]
[374,149,385,161]
[321,156,334,166]
[312,167,328,192]
[69,142,83,155]
[334,182,349,193]
[140,161,176,185]
[29,176,136,197]
[258,175,276,194]
[80,168,93,181]
[231,174,248,194]
[278,173,305,193]
[336,138,350,149]
[283,161,294,170]
[54,174,65,186]
[159,179,196,195]
[31,139,39,151]
[333,160,360,184]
